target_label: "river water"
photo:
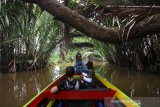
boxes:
[0,63,160,107]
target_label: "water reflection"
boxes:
[97,64,160,97]
[50,65,63,80]
[1,63,160,107]
[0,65,64,107]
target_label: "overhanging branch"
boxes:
[21,0,160,44]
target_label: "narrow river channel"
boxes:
[0,63,160,107]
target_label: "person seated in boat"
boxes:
[74,52,93,87]
[74,52,88,74]
[51,66,83,93]
[86,61,95,79]
[50,66,91,107]
[86,61,96,88]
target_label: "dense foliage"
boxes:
[1,0,160,73]
[0,1,62,73]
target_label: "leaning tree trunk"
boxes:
[23,0,160,44]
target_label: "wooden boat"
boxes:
[23,74,140,107]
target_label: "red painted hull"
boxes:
[25,75,116,107]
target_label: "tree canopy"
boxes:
[1,0,160,73]
[22,0,160,44]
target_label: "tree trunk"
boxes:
[63,0,70,50]
[23,0,160,44]
[63,24,71,48]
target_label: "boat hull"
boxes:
[23,74,140,107]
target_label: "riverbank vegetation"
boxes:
[1,0,160,73]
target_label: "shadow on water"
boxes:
[97,63,160,97]
[0,65,64,107]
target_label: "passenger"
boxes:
[86,61,95,79]
[74,52,92,84]
[86,61,96,88]
[50,66,89,107]
[75,52,83,64]
[74,52,88,74]
[50,66,82,93]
